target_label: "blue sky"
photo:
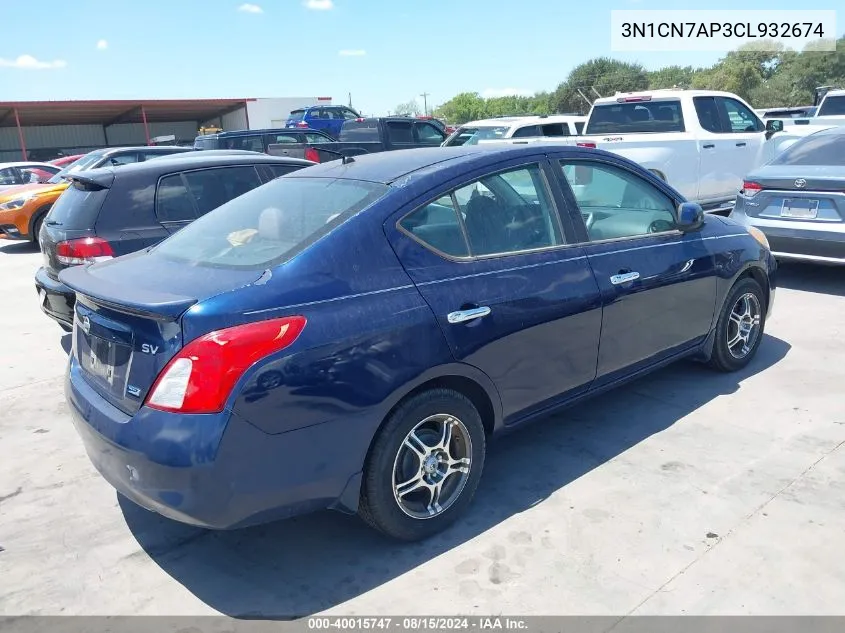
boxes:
[0,0,841,116]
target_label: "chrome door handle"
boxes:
[610,271,640,285]
[679,259,694,273]
[447,306,491,324]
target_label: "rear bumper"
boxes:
[65,356,365,529]
[35,266,76,327]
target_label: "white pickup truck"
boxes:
[573,89,831,212]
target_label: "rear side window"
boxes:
[399,196,468,257]
[771,132,845,166]
[512,125,542,138]
[154,177,389,269]
[194,137,219,150]
[385,121,414,144]
[339,120,379,141]
[258,164,303,181]
[156,174,196,222]
[46,181,110,229]
[220,134,265,152]
[541,123,568,137]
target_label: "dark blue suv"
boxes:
[286,104,361,139]
[60,144,776,541]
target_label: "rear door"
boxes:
[385,157,603,424]
[552,153,717,386]
[716,96,767,194]
[692,96,733,202]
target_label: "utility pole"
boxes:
[348,92,352,108]
[420,92,430,116]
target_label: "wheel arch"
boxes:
[27,203,53,240]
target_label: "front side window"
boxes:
[414,122,445,144]
[401,164,563,258]
[107,153,140,166]
[154,177,389,269]
[560,160,677,241]
[265,133,300,145]
[305,132,330,143]
[385,121,414,144]
[694,96,723,133]
[0,167,18,185]
[720,97,763,133]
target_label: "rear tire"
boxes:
[359,388,486,541]
[29,207,49,247]
[707,277,766,372]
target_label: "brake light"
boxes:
[304,147,321,163]
[296,121,309,128]
[741,181,763,197]
[617,96,652,103]
[577,142,597,148]
[55,237,115,266]
[355,118,366,122]
[145,316,307,414]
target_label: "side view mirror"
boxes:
[765,119,783,139]
[677,202,704,232]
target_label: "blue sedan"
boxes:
[60,144,777,541]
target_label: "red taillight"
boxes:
[355,117,366,122]
[145,316,307,414]
[577,142,597,148]
[304,147,321,163]
[55,237,115,266]
[741,181,763,197]
[296,121,309,128]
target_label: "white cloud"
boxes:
[305,0,333,10]
[238,3,263,13]
[338,49,366,57]
[481,88,534,98]
[96,39,108,50]
[0,55,67,70]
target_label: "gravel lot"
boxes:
[1,237,844,616]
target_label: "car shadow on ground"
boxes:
[121,334,790,618]
[776,261,845,297]
[0,240,37,254]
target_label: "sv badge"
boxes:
[141,344,160,355]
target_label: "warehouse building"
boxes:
[0,96,332,161]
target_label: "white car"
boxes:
[574,89,832,212]
[442,115,586,147]
[0,161,61,193]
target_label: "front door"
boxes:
[554,156,718,386]
[386,159,603,423]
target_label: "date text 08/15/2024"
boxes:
[307,618,528,630]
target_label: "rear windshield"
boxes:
[48,151,106,183]
[194,136,220,150]
[153,177,390,269]
[444,126,510,146]
[339,120,379,141]
[44,180,109,229]
[585,101,684,134]
[818,95,845,116]
[288,109,306,121]
[770,132,845,166]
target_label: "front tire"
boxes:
[707,277,766,372]
[359,388,486,541]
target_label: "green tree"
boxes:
[393,99,420,116]
[553,58,649,114]
[691,61,762,102]
[434,92,489,124]
[647,66,696,89]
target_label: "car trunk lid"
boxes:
[60,251,263,414]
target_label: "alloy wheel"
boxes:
[727,292,762,359]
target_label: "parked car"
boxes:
[0,146,191,244]
[0,161,61,193]
[59,143,776,541]
[285,104,362,139]
[731,126,845,265]
[443,115,586,147]
[575,89,832,214]
[268,117,447,162]
[35,153,311,330]
[50,154,86,168]
[193,128,334,153]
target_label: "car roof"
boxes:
[95,146,191,156]
[196,127,326,139]
[71,153,314,186]
[290,144,592,185]
[822,89,845,98]
[0,161,56,168]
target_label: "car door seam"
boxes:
[415,255,588,286]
